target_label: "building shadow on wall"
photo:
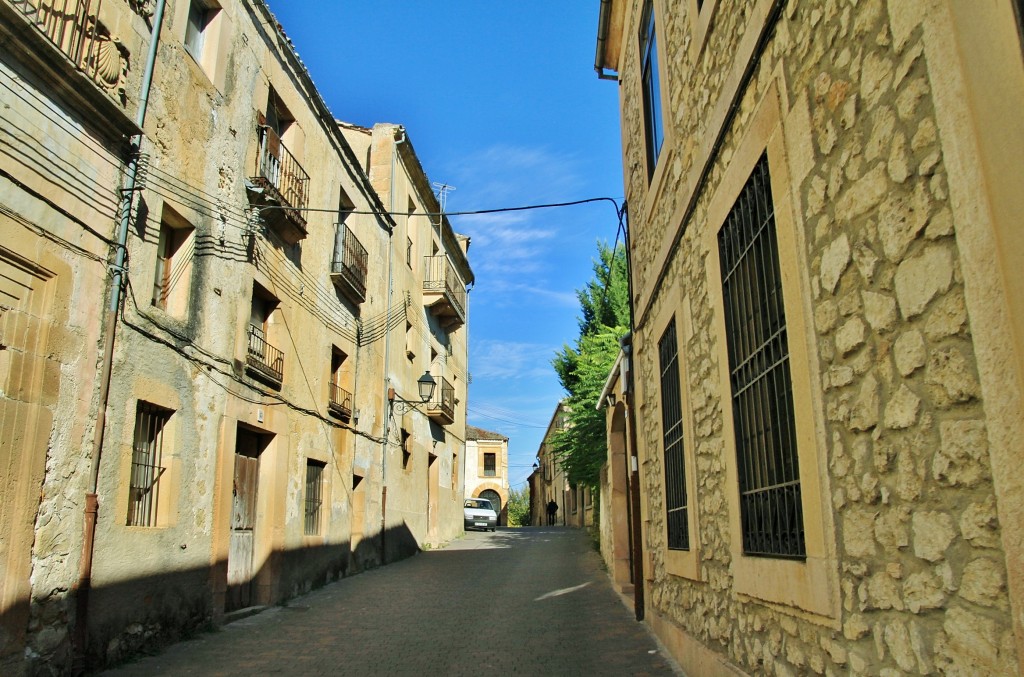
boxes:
[0,522,420,674]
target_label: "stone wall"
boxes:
[613,0,1023,674]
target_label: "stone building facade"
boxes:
[531,402,570,527]
[465,425,509,525]
[0,0,472,673]
[596,0,1024,675]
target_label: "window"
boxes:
[406,321,416,361]
[152,209,194,316]
[184,2,209,59]
[406,236,413,269]
[401,428,411,470]
[329,348,351,419]
[640,0,664,180]
[718,152,804,560]
[247,283,284,384]
[659,318,689,550]
[304,459,325,535]
[484,452,496,477]
[451,452,458,487]
[127,402,171,527]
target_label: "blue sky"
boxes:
[267,2,624,491]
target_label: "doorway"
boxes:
[479,489,502,526]
[226,426,269,612]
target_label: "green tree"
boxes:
[505,486,531,527]
[550,242,629,490]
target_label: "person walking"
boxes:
[546,499,558,526]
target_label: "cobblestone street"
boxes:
[102,528,681,676]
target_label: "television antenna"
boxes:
[432,182,456,212]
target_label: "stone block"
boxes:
[849,374,880,431]
[878,182,930,262]
[821,234,852,294]
[894,244,953,319]
[844,508,878,557]
[903,569,947,613]
[912,510,956,562]
[933,419,990,487]
[836,316,867,355]
[893,330,926,376]
[862,291,897,333]
[959,558,1006,607]
[883,384,920,430]
[924,346,980,406]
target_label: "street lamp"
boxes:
[388,371,436,413]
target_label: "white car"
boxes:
[464,498,497,532]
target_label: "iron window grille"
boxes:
[659,318,690,551]
[127,402,170,527]
[484,452,496,477]
[304,460,325,535]
[640,0,664,181]
[717,152,805,560]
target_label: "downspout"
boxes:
[75,0,168,665]
[594,0,618,81]
[379,127,406,563]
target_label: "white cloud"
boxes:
[470,339,558,380]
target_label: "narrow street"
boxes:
[102,528,681,676]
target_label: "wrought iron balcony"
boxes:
[422,255,466,330]
[250,120,309,244]
[0,0,139,139]
[9,0,115,87]
[425,374,455,425]
[328,382,353,419]
[246,324,284,386]
[330,224,367,305]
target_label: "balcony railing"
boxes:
[9,0,121,89]
[250,120,309,243]
[426,374,455,425]
[422,255,466,330]
[246,324,284,385]
[328,382,353,419]
[330,224,367,304]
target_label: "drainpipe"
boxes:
[594,0,618,81]
[379,126,406,563]
[74,0,167,666]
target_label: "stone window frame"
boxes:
[687,0,719,58]
[303,458,325,536]
[179,0,228,90]
[639,0,665,182]
[649,284,702,581]
[119,392,181,531]
[151,203,195,319]
[702,79,839,619]
[632,0,674,211]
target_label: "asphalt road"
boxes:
[102,527,681,676]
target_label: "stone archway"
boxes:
[479,489,502,524]
[608,403,631,589]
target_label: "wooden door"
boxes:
[227,431,260,611]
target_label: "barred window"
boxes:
[717,153,805,559]
[127,402,171,527]
[304,459,325,535]
[640,0,664,180]
[659,318,689,550]
[484,452,496,477]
